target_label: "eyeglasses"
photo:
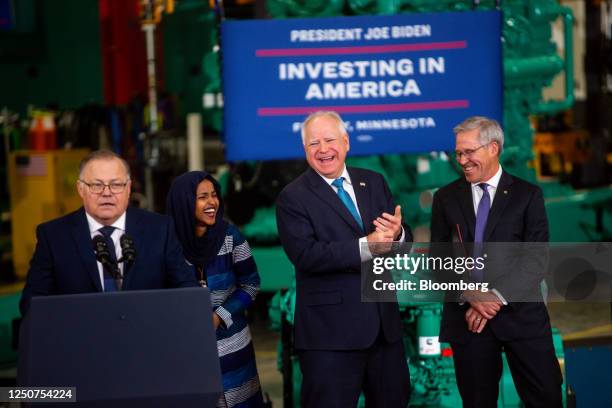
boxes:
[79,179,129,194]
[455,143,491,160]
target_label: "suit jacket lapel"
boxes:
[71,208,102,292]
[305,168,364,235]
[455,179,476,241]
[348,168,372,234]
[484,171,513,241]
[123,207,144,288]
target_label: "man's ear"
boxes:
[490,141,500,156]
[76,180,85,200]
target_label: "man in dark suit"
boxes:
[20,150,197,315]
[430,116,562,407]
[276,111,412,407]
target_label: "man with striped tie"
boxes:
[276,111,412,407]
[430,116,562,407]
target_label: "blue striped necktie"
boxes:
[332,177,364,232]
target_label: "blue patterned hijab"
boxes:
[166,171,228,266]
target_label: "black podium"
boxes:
[18,287,222,407]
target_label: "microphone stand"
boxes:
[93,235,123,290]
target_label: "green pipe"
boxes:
[534,6,574,114]
[504,55,564,79]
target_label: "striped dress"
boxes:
[200,224,264,408]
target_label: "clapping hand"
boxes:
[368,206,402,255]
[373,205,403,240]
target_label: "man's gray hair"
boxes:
[301,110,347,145]
[453,116,504,155]
[79,149,131,178]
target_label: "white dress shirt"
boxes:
[318,165,405,262]
[470,164,503,213]
[85,211,126,290]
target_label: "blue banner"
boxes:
[222,11,502,161]
[0,0,14,31]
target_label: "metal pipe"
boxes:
[534,6,575,114]
[143,23,158,134]
[187,113,203,171]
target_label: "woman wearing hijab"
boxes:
[166,171,264,408]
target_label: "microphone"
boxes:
[119,234,137,280]
[119,234,137,264]
[93,234,125,290]
[93,235,114,268]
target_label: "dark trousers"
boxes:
[298,334,410,408]
[451,326,563,408]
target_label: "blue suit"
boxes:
[20,207,198,315]
[276,167,411,407]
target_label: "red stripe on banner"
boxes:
[255,41,467,57]
[257,100,469,116]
